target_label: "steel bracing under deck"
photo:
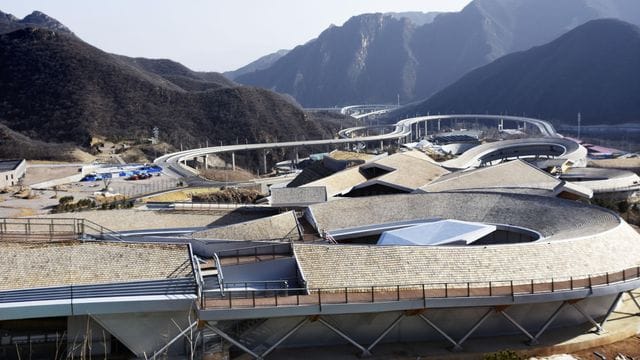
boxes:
[200,291,640,359]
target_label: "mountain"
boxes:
[386,12,441,26]
[235,0,640,107]
[0,123,75,161]
[0,10,74,35]
[0,27,345,154]
[237,14,418,107]
[396,19,640,126]
[117,56,236,91]
[224,49,289,80]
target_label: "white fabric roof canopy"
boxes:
[377,220,496,246]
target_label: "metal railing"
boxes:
[0,278,197,304]
[213,253,225,295]
[201,266,640,310]
[80,219,125,241]
[215,243,293,266]
[0,218,124,242]
[216,280,290,292]
[172,202,259,210]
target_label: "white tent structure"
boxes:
[377,220,496,246]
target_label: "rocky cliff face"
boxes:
[236,0,640,107]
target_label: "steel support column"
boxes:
[498,308,535,343]
[317,317,370,356]
[418,314,461,350]
[205,323,261,359]
[365,314,405,354]
[260,317,310,358]
[531,302,567,344]
[571,302,604,334]
[599,292,624,329]
[457,309,493,347]
[150,321,198,360]
[628,291,640,313]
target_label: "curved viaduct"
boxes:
[154,114,576,177]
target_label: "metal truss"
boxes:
[627,290,640,313]
[201,295,629,358]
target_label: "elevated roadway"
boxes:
[441,137,588,170]
[154,114,574,177]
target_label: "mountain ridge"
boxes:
[0,25,345,159]
[393,19,640,126]
[235,0,640,107]
[0,10,74,36]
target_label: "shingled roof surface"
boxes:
[418,160,561,194]
[294,221,640,288]
[305,193,618,240]
[354,152,449,191]
[304,151,448,196]
[0,241,192,291]
[191,210,300,241]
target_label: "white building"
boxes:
[0,159,26,188]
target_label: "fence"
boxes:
[201,266,640,310]
[215,243,293,266]
[110,178,186,198]
[0,218,123,242]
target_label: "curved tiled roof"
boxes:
[305,192,618,240]
[297,193,640,289]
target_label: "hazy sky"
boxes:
[3,1,471,72]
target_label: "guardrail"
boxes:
[172,202,259,210]
[201,266,640,310]
[0,278,197,304]
[0,217,124,242]
[213,253,225,295]
[215,243,293,266]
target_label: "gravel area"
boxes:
[24,163,82,185]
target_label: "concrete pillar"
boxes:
[203,155,208,169]
[499,119,504,131]
[231,152,236,171]
[438,119,441,132]
[262,150,268,175]
[380,140,384,151]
